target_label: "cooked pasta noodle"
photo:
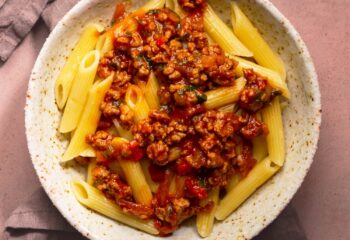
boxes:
[196,187,219,237]
[125,85,150,123]
[59,50,100,133]
[261,97,285,166]
[228,54,290,98]
[144,72,160,110]
[204,77,246,109]
[215,157,280,220]
[61,73,114,162]
[55,24,103,109]
[71,180,159,235]
[231,3,286,80]
[204,4,252,57]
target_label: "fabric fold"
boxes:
[0,0,49,62]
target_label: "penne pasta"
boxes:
[204,77,246,109]
[119,159,153,206]
[218,103,236,113]
[173,0,186,18]
[125,85,150,123]
[108,161,126,179]
[96,33,113,56]
[144,72,160,110]
[55,24,103,109]
[228,54,290,98]
[226,174,240,192]
[59,50,100,133]
[196,187,219,237]
[231,3,286,80]
[112,137,153,206]
[79,146,96,157]
[112,119,133,141]
[61,73,114,162]
[71,180,159,235]
[140,159,159,193]
[261,96,285,166]
[165,0,175,10]
[204,4,253,57]
[137,0,166,15]
[87,158,96,185]
[252,135,268,162]
[215,157,280,220]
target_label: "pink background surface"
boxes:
[0,1,349,239]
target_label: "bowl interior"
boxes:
[25,0,321,239]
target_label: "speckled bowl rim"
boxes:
[25,0,321,239]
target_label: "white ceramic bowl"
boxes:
[25,0,321,239]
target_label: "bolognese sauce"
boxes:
[86,0,276,235]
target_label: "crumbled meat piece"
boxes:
[86,130,113,151]
[178,0,206,12]
[93,165,133,201]
[238,69,275,112]
[119,104,134,127]
[240,115,269,140]
[147,141,170,165]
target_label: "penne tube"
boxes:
[228,54,290,98]
[218,103,236,113]
[215,157,280,220]
[252,135,268,162]
[79,146,96,157]
[204,4,253,57]
[140,159,159,193]
[108,161,126,179]
[204,77,246,109]
[112,119,134,141]
[87,158,96,185]
[196,187,219,238]
[60,50,101,133]
[137,0,166,15]
[119,160,153,206]
[231,3,286,80]
[165,0,175,10]
[61,73,114,162]
[173,0,186,18]
[71,180,159,235]
[125,85,150,123]
[261,96,285,166]
[55,24,103,109]
[112,137,153,206]
[96,33,113,56]
[226,174,240,192]
[144,72,160,110]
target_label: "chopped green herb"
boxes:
[198,177,206,188]
[186,85,197,91]
[196,93,207,103]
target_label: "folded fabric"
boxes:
[4,188,87,240]
[0,0,78,63]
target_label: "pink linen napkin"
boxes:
[1,0,307,239]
